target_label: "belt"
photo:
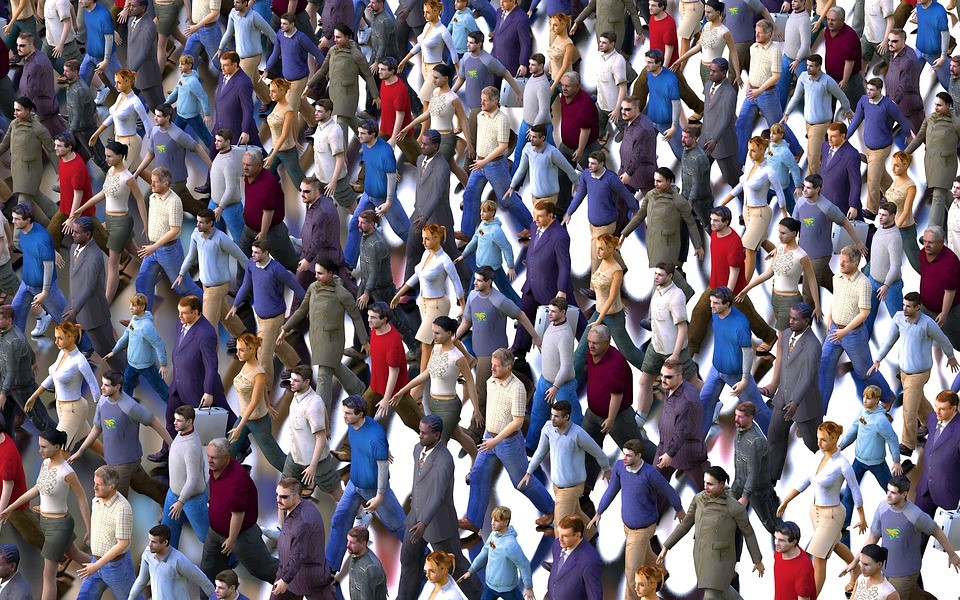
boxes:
[626,523,655,531]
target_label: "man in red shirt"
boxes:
[0,414,43,552]
[919,226,960,350]
[50,132,109,251]
[631,0,704,116]
[362,302,421,435]
[377,57,419,165]
[823,6,864,107]
[687,206,778,356]
[551,72,601,213]
[773,521,818,600]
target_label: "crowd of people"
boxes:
[1,0,960,596]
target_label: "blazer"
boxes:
[398,0,426,28]
[884,46,924,119]
[772,327,822,424]
[405,443,458,543]
[212,69,262,147]
[126,16,162,91]
[521,220,574,303]
[700,79,738,160]
[491,9,532,78]
[169,316,228,408]
[67,243,111,330]
[905,113,960,191]
[818,140,862,215]
[916,413,960,510]
[545,540,602,600]
[405,154,466,284]
[0,571,32,600]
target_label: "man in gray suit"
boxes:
[700,58,741,193]
[397,415,478,600]
[760,302,822,482]
[123,0,164,110]
[0,545,32,600]
[63,217,125,372]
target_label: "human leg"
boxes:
[699,367,726,439]
[463,436,504,528]
[496,432,554,515]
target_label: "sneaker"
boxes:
[262,525,282,540]
[354,511,373,528]
[94,86,110,106]
[31,312,53,337]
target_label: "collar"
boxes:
[590,168,606,179]
[255,257,273,269]
[940,414,957,428]
[869,96,882,105]
[624,460,643,474]
[656,281,678,295]
[839,269,862,282]
[490,372,519,387]
[94,491,122,508]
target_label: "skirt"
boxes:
[154,0,183,36]
[57,399,91,452]
[741,204,772,251]
[439,132,458,162]
[678,0,705,39]
[807,503,845,559]
[771,291,803,330]
[105,213,134,253]
[40,513,77,561]
[416,296,452,344]
[427,394,462,442]
[419,61,441,104]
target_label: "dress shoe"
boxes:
[119,319,131,328]
[541,561,553,572]
[899,443,913,457]
[458,517,480,532]
[902,459,915,474]
[226,338,238,354]
[343,347,366,360]
[579,287,597,300]
[535,513,554,527]
[193,182,211,195]
[148,449,169,463]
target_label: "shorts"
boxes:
[416,296,451,344]
[741,204,772,251]
[282,454,341,494]
[640,346,699,380]
[40,513,76,562]
[154,1,183,36]
[105,213,134,252]
[807,503,845,559]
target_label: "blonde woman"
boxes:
[548,14,579,93]
[227,334,287,472]
[89,70,150,166]
[671,0,741,85]
[419,550,467,600]
[677,0,705,59]
[25,322,102,456]
[264,78,306,189]
[635,564,669,600]
[397,0,459,103]
[886,151,920,273]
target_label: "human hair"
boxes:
[316,98,334,113]
[775,521,801,543]
[597,232,617,250]
[888,475,910,494]
[710,205,732,224]
[530,53,545,67]
[179,54,194,67]
[839,245,862,263]
[683,123,701,137]
[425,0,443,14]
[426,551,456,574]
[178,295,202,313]
[75,216,94,235]
[278,477,303,495]
[174,404,196,422]
[860,544,888,564]
[826,5,844,19]
[342,395,368,416]
[654,166,675,182]
[208,437,231,456]
[215,569,239,589]
[711,57,729,72]
[103,369,124,387]
[333,24,354,38]
[748,136,769,155]
[467,30,485,44]
[115,69,137,85]
[549,296,568,313]
[557,515,585,534]
[937,390,960,407]
[827,121,847,136]
[878,202,897,217]
[890,28,906,40]
[358,209,379,225]
[590,324,612,343]
[706,465,729,484]
[358,119,379,136]
[892,150,912,168]
[550,13,571,30]
[316,257,338,273]
[476,265,496,282]
[347,525,370,543]
[479,200,498,215]
[434,315,458,335]
[768,123,785,137]
[866,77,883,91]
[622,96,641,109]
[0,306,12,320]
[280,11,297,21]
[529,124,548,138]
[433,63,454,81]
[105,140,129,158]
[251,236,271,253]
[552,400,572,417]
[149,524,172,543]
[367,301,390,323]
[216,129,233,142]
[492,348,515,368]
[151,167,173,185]
[904,291,921,305]
[380,56,398,73]
[645,49,665,65]
[635,565,667,589]
[925,225,946,243]
[221,50,240,65]
[655,261,676,276]
[55,132,77,150]
[491,506,512,522]
[197,208,216,223]
[804,173,823,189]
[806,54,823,67]
[421,414,443,434]
[709,286,734,307]
[662,358,682,373]
[16,32,35,45]
[561,71,580,87]
[818,421,844,439]
[94,465,121,488]
[237,332,262,357]
[952,54,960,65]
[650,0,666,7]
[599,30,617,44]
[735,401,756,417]
[534,200,557,213]
[56,321,82,343]
[481,85,500,103]
[588,150,606,165]
[938,91,954,106]
[40,428,68,449]
[270,77,292,96]
[755,19,773,33]
[622,439,645,456]
[14,96,34,111]
[423,222,446,241]
[130,293,148,308]
[12,203,34,224]
[705,0,725,14]
[0,544,20,568]
[780,217,801,234]
[791,301,813,321]
[290,365,314,385]
[154,103,175,120]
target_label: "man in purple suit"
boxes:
[150,295,237,462]
[819,121,863,220]
[490,0,532,79]
[915,390,960,554]
[211,51,262,154]
[546,515,602,600]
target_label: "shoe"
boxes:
[579,287,596,300]
[31,312,53,337]
[458,517,480,532]
[917,424,929,442]
[899,443,913,457]
[354,511,373,528]
[902,459,915,474]
[52,182,60,194]
[579,495,596,518]
[639,319,652,331]
[193,182,211,195]
[344,347,366,360]
[119,319,131,328]
[278,368,293,388]
[535,513,554,527]
[226,338,238,355]
[148,449,169,463]
[95,86,110,106]
[517,229,530,241]
[259,101,276,117]
[405,347,421,362]
[541,561,553,572]
[712,401,723,424]
[262,525,282,540]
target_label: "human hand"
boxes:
[168,500,184,520]
[783,400,798,421]
[200,393,213,408]
[656,453,672,469]
[517,473,531,489]
[866,361,880,377]
[408,521,426,543]
[600,416,614,433]
[172,275,183,289]
[364,494,383,513]
[221,536,236,554]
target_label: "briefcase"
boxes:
[935,506,960,552]
[194,407,230,445]
[831,220,869,254]
[501,76,527,108]
[534,304,580,337]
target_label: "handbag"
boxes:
[831,220,869,254]
[194,407,230,445]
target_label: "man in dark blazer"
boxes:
[700,58,741,193]
[490,0,532,80]
[62,218,125,372]
[546,515,602,600]
[915,390,960,557]
[395,0,425,49]
[884,29,925,136]
[151,295,237,462]
[510,200,584,361]
[819,121,863,220]
[123,0,164,110]
[0,544,32,600]
[761,302,822,482]
[212,51,262,152]
[397,415,479,600]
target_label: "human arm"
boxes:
[126,553,151,600]
[68,424,103,463]
[221,511,244,554]
[66,470,91,538]
[894,183,917,229]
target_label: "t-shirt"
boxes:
[209,459,259,536]
[645,69,679,126]
[379,79,413,138]
[793,197,846,260]
[712,308,752,376]
[346,418,389,490]
[149,125,197,184]
[83,4,114,59]
[44,0,75,47]
[94,393,154,466]
[369,326,410,396]
[19,225,58,288]
[465,289,521,356]
[725,0,765,43]
[359,138,398,199]
[0,435,27,511]
[649,13,679,67]
[916,2,949,55]
[871,501,938,578]
[458,51,508,110]
[773,550,817,600]
[59,154,94,217]
[709,230,748,293]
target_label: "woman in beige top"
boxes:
[548,14,579,93]
[227,334,286,472]
[886,150,919,273]
[1,0,37,49]
[265,78,306,189]
[671,0,741,85]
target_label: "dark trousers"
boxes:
[397,533,479,600]
[201,525,279,584]
[840,459,891,547]
[768,412,820,481]
[2,382,55,433]
[582,408,656,494]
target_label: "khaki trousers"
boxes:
[7,508,44,551]
[900,370,934,451]
[553,483,594,537]
[589,222,625,272]
[806,122,831,174]
[802,255,834,307]
[624,523,659,600]
[239,55,271,105]
[287,77,317,130]
[888,572,938,600]
[203,283,246,341]
[865,146,894,215]
[256,313,301,385]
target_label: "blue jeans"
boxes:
[819,323,895,414]
[173,113,213,147]
[776,54,806,109]
[491,266,521,305]
[267,147,306,189]
[464,431,555,527]
[326,481,406,570]
[228,415,287,472]
[699,367,771,439]
[345,193,411,268]
[840,458,891,547]
[735,88,803,163]
[136,242,204,311]
[12,282,68,333]
[652,121,683,161]
[207,199,245,245]
[919,50,951,90]
[511,121,555,177]
[161,488,211,548]
[76,552,141,600]
[866,275,903,335]
[462,157,533,238]
[525,376,581,452]
[481,585,525,600]
[79,54,121,89]
[184,23,223,71]
[122,364,169,399]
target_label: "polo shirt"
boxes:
[359,138,397,199]
[709,230,748,293]
[558,89,599,149]
[920,246,960,313]
[20,224,58,288]
[712,308,752,376]
[149,124,197,184]
[345,418,389,490]
[369,326,410,395]
[645,68,679,126]
[916,1,949,56]
[0,435,27,512]
[243,168,285,230]
[59,154,94,217]
[824,25,862,84]
[585,345,632,416]
[209,459,259,536]
[649,13,679,67]
[870,500,938,578]
[94,392,154,465]
[465,289,520,357]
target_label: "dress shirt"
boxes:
[831,270,871,327]
[797,451,863,506]
[90,492,133,558]
[527,422,610,488]
[511,144,579,197]
[877,311,956,374]
[650,282,688,355]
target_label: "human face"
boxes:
[358,127,377,144]
[709,295,729,315]
[747,142,763,163]
[206,446,230,471]
[770,129,784,144]
[866,84,881,101]
[708,62,726,83]
[885,483,907,507]
[953,59,960,78]
[280,18,294,33]
[703,473,724,496]
[936,398,959,423]
[529,59,543,76]
[419,134,439,157]
[801,180,819,199]
[466,37,480,54]
[418,420,441,449]
[129,302,144,316]
[16,38,33,57]
[755,23,771,44]
[806,60,821,78]
[154,108,172,127]
[560,77,577,98]
[54,329,76,350]
[838,251,858,274]
[233,0,248,11]
[178,304,200,326]
[424,559,448,583]
[788,308,809,333]
[289,373,309,394]
[547,304,565,322]
[704,4,718,21]
[817,430,838,452]
[72,221,91,246]
[893,157,906,177]
[346,535,367,557]
[773,532,797,554]
[480,92,497,112]
[269,83,283,102]
[935,97,951,116]
[903,299,920,319]
[645,56,662,72]
[173,412,191,433]
[316,105,330,124]
[491,356,510,380]
[63,63,78,81]
[38,437,59,459]
[197,216,214,235]
[423,3,438,20]
[315,265,334,285]
[431,324,451,345]
[334,29,349,47]
[214,135,229,153]
[587,157,602,174]
[473,273,493,293]
[0,555,15,580]
[276,485,298,511]
[550,408,570,429]
[100,377,120,398]
[300,184,320,206]
[862,391,881,410]
[877,209,893,228]
[923,231,944,257]
[220,57,239,76]
[104,148,123,168]
[653,173,671,192]
[596,239,615,261]
[653,268,672,288]
[378,63,391,80]
[859,553,882,577]
[734,409,754,430]
[11,213,28,231]
[491,515,510,533]
[54,139,71,157]
[826,128,845,149]
[358,215,375,235]
[791,0,804,12]
[622,448,640,468]
[0,312,10,332]
[681,129,697,148]
[649,0,663,15]
[500,0,516,10]
[236,340,254,362]
[93,475,116,499]
[343,406,362,425]
[556,526,581,551]
[888,33,904,54]
[825,11,842,31]
[12,103,29,121]
[660,367,681,392]
[242,155,262,178]
[480,204,497,223]
[534,208,554,229]
[369,0,383,12]
[635,573,656,597]
[598,36,614,54]
[586,331,608,357]
[126,0,145,16]
[147,534,169,556]
[777,225,796,244]
[620,102,638,123]
[422,230,440,250]
[250,246,266,264]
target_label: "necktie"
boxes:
[788,334,798,352]
[932,423,945,447]
[419,448,427,469]
[555,550,567,573]
[73,246,81,260]
[502,11,507,20]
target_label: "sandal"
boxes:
[844,581,855,598]
[57,558,75,580]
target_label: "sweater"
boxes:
[541,320,574,386]
[597,461,684,529]
[181,228,249,287]
[839,405,901,466]
[461,217,515,269]
[235,258,306,319]
[264,29,324,81]
[510,144,579,198]
[467,526,533,592]
[169,429,208,501]
[521,73,551,126]
[869,225,903,287]
[567,168,639,226]
[210,147,245,208]
[877,311,955,374]
[782,10,811,60]
[848,96,912,150]
[111,311,167,369]
[527,422,610,488]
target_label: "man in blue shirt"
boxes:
[77,0,120,104]
[915,0,951,90]
[10,203,69,337]
[639,49,682,159]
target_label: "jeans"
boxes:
[652,121,683,161]
[207,199,245,245]
[525,376,581,451]
[573,309,644,381]
[267,147,306,189]
[79,54,121,89]
[511,121,555,177]
[160,488,210,548]
[345,193,411,268]
[491,267,521,305]
[76,552,141,600]
[840,459,891,547]
[135,243,204,311]
[326,481,406,570]
[184,23,224,71]
[173,113,213,147]
[228,415,287,472]
[735,89,803,163]
[819,323,895,414]
[481,585,525,600]
[919,50,951,90]
[776,54,806,109]
[12,282,68,334]
[462,157,534,238]
[465,431,555,527]
[122,364,169,399]
[699,367,771,439]
[866,275,904,335]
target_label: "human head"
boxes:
[54,132,78,157]
[206,438,232,473]
[644,49,665,73]
[710,206,733,232]
[148,524,172,556]
[11,204,34,230]
[586,324,611,357]
[251,237,271,263]
[418,414,443,449]
[866,77,883,100]
[214,569,240,599]
[886,476,910,507]
[708,286,734,315]
[548,296,568,323]
[622,439,644,468]
[151,167,173,195]
[634,564,667,598]
[654,261,675,288]
[289,365,314,394]
[747,136,769,163]
[534,200,557,229]
[817,421,844,452]
[838,245,862,274]
[859,544,888,578]
[480,86,500,112]
[660,359,684,392]
[177,295,202,326]
[703,465,729,496]
[72,216,94,247]
[529,53,545,76]
[242,149,264,179]
[347,526,370,557]
[802,174,823,199]
[54,321,82,351]
[825,5,845,31]
[15,32,35,57]
[709,57,729,83]
[653,167,674,192]
[491,348,515,381]
[424,551,455,583]
[935,92,954,116]
[774,521,802,554]
[173,404,195,433]
[892,150,912,176]
[93,465,120,499]
[474,265,496,293]
[923,225,946,258]
[935,390,959,423]
[0,545,20,579]
[559,72,580,98]
[826,121,847,149]
[342,395,368,425]
[422,223,446,250]
[903,291,921,318]
[754,18,773,43]
[789,302,813,334]
[276,477,303,512]
[888,28,906,53]
[269,78,292,103]
[235,333,262,364]
[38,428,69,459]
[556,515,585,551]
[431,315,457,345]
[734,401,756,431]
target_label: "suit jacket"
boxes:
[818,140,862,215]
[68,243,111,330]
[405,443,457,543]
[546,540,602,600]
[700,79,738,160]
[772,327,822,424]
[126,15,162,91]
[405,153,465,284]
[0,571,32,600]
[884,46,924,119]
[521,220,574,303]
[905,113,960,190]
[491,9,532,79]
[917,413,960,510]
[169,316,227,407]
[212,69,262,147]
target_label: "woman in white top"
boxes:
[392,316,481,463]
[777,421,865,596]
[88,69,150,168]
[672,0,741,85]
[0,428,91,600]
[395,64,473,187]
[736,217,822,330]
[72,140,148,303]
[26,322,102,456]
[851,544,900,600]
[419,550,468,600]
[397,0,459,103]
[720,136,787,280]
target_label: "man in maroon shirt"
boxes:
[919,225,960,350]
[240,150,299,272]
[200,437,279,583]
[631,0,704,116]
[551,72,601,213]
[823,6,865,107]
